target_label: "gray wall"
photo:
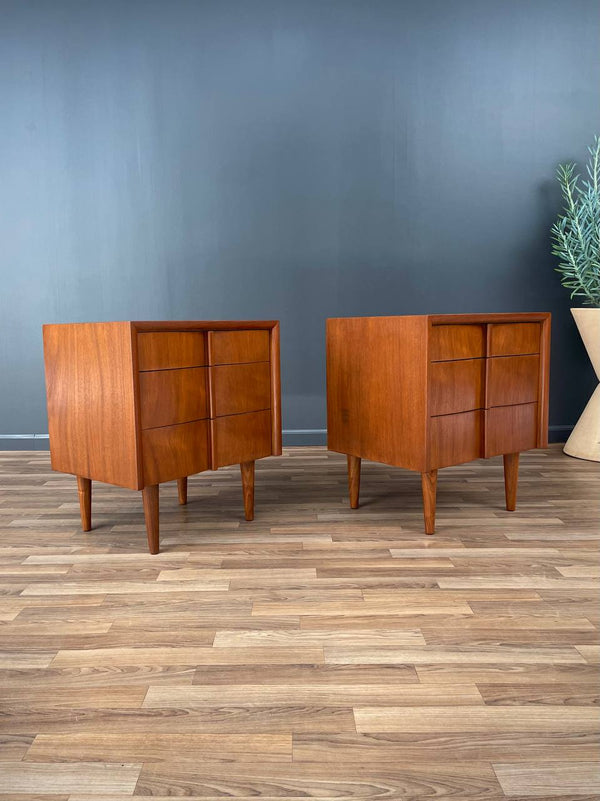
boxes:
[1,0,599,448]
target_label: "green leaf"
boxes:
[551,136,600,306]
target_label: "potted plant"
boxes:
[551,135,600,461]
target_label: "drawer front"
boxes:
[138,332,206,371]
[212,409,272,468]
[488,323,541,356]
[485,403,538,457]
[429,410,484,470]
[211,362,271,418]
[429,359,484,416]
[430,325,485,361]
[209,330,270,365]
[487,354,539,407]
[139,368,208,429]
[142,420,210,485]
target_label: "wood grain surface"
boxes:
[210,362,271,417]
[137,331,207,371]
[208,330,270,365]
[327,313,551,538]
[141,419,210,486]
[139,367,208,429]
[429,323,486,361]
[485,403,538,458]
[211,410,273,469]
[488,322,541,357]
[486,354,540,407]
[44,321,281,555]
[327,315,429,471]
[43,322,140,490]
[429,409,484,469]
[429,358,485,416]
[0,444,598,798]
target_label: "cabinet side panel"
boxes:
[43,323,139,489]
[270,322,282,455]
[538,315,551,447]
[326,317,428,471]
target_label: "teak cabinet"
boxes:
[327,313,551,534]
[43,321,281,553]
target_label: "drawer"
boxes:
[429,410,484,469]
[142,420,210,485]
[209,330,270,365]
[429,359,484,416]
[211,409,272,468]
[211,362,271,417]
[430,325,485,361]
[485,403,538,458]
[488,323,541,356]
[138,332,206,371]
[139,368,208,429]
[487,354,539,407]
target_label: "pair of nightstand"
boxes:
[43,313,550,552]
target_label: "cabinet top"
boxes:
[43,320,279,332]
[327,313,550,324]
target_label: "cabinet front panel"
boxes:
[209,330,270,365]
[139,368,208,429]
[212,409,272,468]
[430,324,485,361]
[429,410,484,469]
[211,362,271,418]
[488,323,541,356]
[485,403,538,457]
[138,332,206,371]
[429,359,485,416]
[487,354,540,407]
[142,420,210,485]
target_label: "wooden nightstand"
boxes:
[43,321,281,553]
[326,313,551,533]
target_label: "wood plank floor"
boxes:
[0,444,598,799]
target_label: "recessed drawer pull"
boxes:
[430,325,485,361]
[487,355,540,407]
[212,410,272,468]
[209,330,270,365]
[485,403,538,457]
[211,363,272,417]
[429,410,484,469]
[139,368,208,429]
[488,323,541,356]
[138,332,206,370]
[429,359,485,416]
[142,420,210,485]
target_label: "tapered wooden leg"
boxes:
[177,477,188,505]
[240,461,255,521]
[421,470,437,535]
[347,455,361,509]
[503,452,519,512]
[77,477,91,532]
[142,484,160,554]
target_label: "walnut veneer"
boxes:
[326,313,551,534]
[43,321,281,553]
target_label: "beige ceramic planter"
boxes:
[563,308,600,461]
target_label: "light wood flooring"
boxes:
[0,444,598,799]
